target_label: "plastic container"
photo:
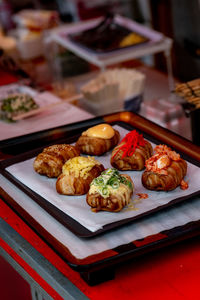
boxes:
[124,94,143,112]
[140,98,184,123]
[80,68,145,115]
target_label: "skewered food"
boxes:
[0,93,39,122]
[142,145,188,191]
[56,156,104,195]
[76,123,120,155]
[111,130,153,170]
[33,144,80,178]
[86,168,134,212]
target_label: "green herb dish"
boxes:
[0,93,39,122]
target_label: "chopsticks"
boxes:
[174,78,200,109]
[12,93,83,121]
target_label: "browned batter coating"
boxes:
[33,144,80,178]
[75,129,120,156]
[56,164,104,195]
[142,159,187,191]
[142,145,188,191]
[111,140,153,171]
[87,173,133,212]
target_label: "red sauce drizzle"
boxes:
[113,130,146,158]
[180,180,189,190]
[136,193,148,199]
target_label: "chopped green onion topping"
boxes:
[102,187,109,196]
[90,168,133,198]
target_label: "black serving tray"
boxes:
[0,112,200,285]
[0,113,200,238]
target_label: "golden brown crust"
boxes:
[111,140,153,170]
[75,129,120,156]
[43,144,80,161]
[56,164,104,195]
[86,174,133,212]
[33,144,80,178]
[142,159,187,191]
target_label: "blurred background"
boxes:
[1,0,200,80]
[0,2,200,300]
[0,0,200,141]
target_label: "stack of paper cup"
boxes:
[80,68,145,115]
[80,76,121,115]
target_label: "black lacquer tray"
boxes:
[0,121,200,238]
[0,112,200,285]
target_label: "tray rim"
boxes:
[0,115,200,238]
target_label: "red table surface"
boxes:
[0,70,19,86]
[1,197,200,300]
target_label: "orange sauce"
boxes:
[83,124,114,139]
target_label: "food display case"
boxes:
[46,14,174,90]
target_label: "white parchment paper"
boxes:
[6,126,200,233]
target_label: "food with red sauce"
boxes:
[110,130,153,170]
[142,145,188,191]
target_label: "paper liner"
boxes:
[6,125,200,233]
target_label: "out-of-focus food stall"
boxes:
[0,3,200,300]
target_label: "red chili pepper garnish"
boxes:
[113,130,147,159]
